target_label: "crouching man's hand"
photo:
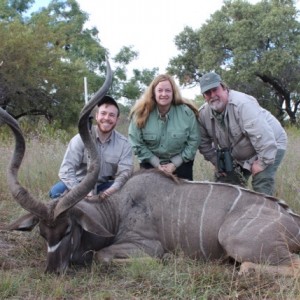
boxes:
[251,159,266,176]
[99,187,117,200]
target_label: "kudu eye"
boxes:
[56,222,72,241]
[64,224,72,237]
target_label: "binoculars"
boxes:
[217,148,233,173]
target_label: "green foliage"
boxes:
[169,0,300,124]
[167,26,203,88]
[0,0,106,128]
[122,68,159,106]
[114,45,138,65]
[111,46,158,105]
[0,0,158,129]
[0,0,34,18]
[0,273,22,298]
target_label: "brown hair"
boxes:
[130,74,198,128]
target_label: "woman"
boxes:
[129,74,200,180]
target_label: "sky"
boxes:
[76,0,227,98]
[30,0,229,98]
[31,0,289,98]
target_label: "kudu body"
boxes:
[88,171,300,277]
[1,61,300,275]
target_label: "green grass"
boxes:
[1,120,300,299]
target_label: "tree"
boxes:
[0,0,108,127]
[167,26,202,92]
[0,0,157,128]
[111,46,158,106]
[169,0,300,123]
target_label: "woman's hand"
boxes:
[159,163,176,174]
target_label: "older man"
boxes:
[49,95,133,199]
[198,72,287,196]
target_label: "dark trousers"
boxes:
[140,160,194,181]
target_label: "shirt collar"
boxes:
[94,126,115,143]
[155,105,173,120]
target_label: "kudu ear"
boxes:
[73,207,114,237]
[3,213,39,231]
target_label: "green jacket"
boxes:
[129,104,200,167]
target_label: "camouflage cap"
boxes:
[199,72,222,94]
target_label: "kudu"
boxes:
[2,62,300,276]
[0,60,114,274]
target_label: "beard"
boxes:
[208,97,226,113]
[98,122,116,133]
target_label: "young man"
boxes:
[198,72,287,196]
[49,95,133,199]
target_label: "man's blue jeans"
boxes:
[49,181,114,199]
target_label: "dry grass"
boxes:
[1,123,300,299]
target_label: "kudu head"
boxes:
[0,60,114,274]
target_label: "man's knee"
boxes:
[49,181,68,199]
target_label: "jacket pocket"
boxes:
[168,131,187,152]
[102,155,119,176]
[229,123,243,139]
[143,132,158,146]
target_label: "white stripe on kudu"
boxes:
[48,241,61,253]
